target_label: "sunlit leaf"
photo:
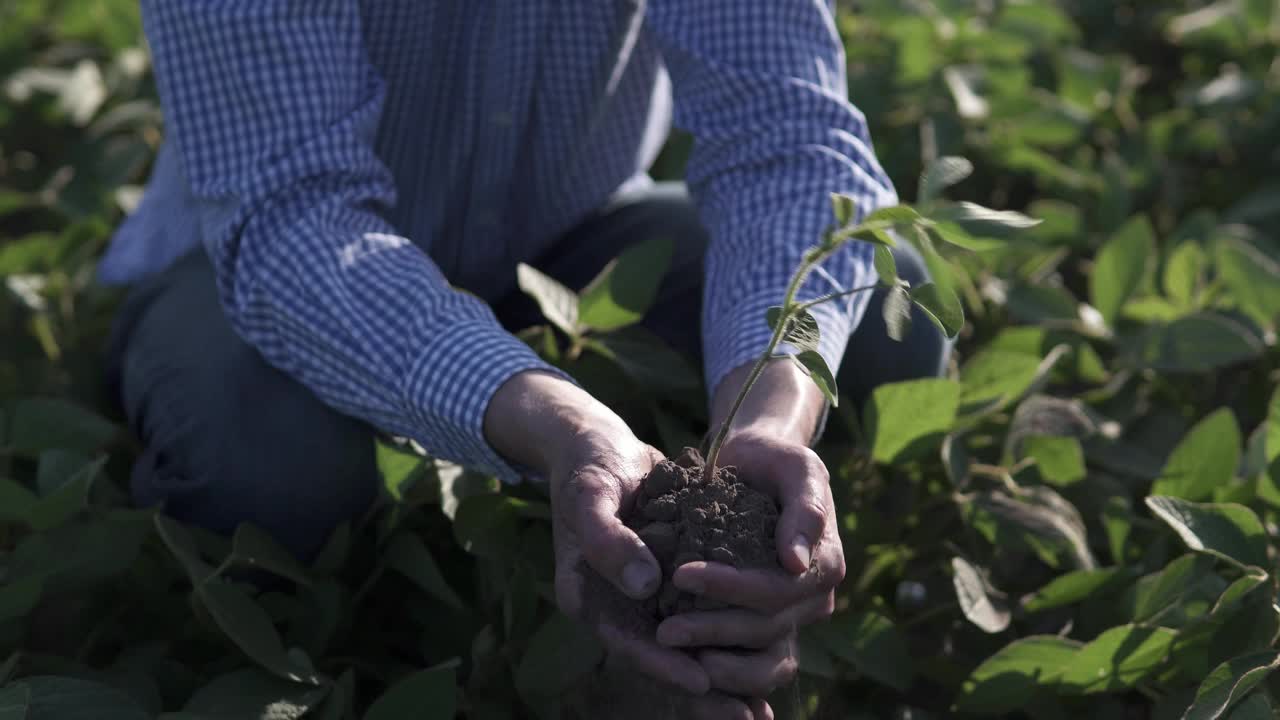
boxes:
[1151,409,1241,502]
[1059,625,1178,694]
[873,244,898,286]
[951,557,1010,633]
[882,285,913,342]
[864,379,961,464]
[1145,496,1268,569]
[1091,215,1155,326]
[918,156,974,203]
[577,236,674,332]
[955,636,1080,714]
[516,263,580,338]
[909,282,964,338]
[793,350,838,407]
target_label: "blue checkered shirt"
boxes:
[99,1,897,482]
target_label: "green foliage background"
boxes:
[2,0,1280,717]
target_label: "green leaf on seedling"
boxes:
[933,202,1041,237]
[919,156,974,203]
[181,668,330,720]
[1145,496,1268,569]
[794,350,838,407]
[385,531,466,612]
[873,244,898,286]
[1224,693,1273,720]
[831,193,858,226]
[820,611,913,691]
[865,379,961,464]
[768,307,821,354]
[515,613,603,700]
[364,660,458,720]
[864,205,922,226]
[1090,215,1155,326]
[1059,625,1178,694]
[928,222,1008,251]
[882,285,913,342]
[954,635,1080,714]
[1022,435,1087,486]
[377,441,428,502]
[577,236,674,332]
[231,524,314,587]
[1021,567,1131,613]
[1182,651,1280,720]
[516,263,580,338]
[951,557,1010,633]
[1151,409,1241,501]
[909,282,964,338]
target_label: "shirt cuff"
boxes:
[404,319,573,484]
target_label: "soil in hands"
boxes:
[569,447,781,719]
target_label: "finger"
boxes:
[748,698,774,720]
[674,559,838,614]
[657,592,833,649]
[598,623,710,696]
[689,694,755,720]
[698,640,799,697]
[571,468,661,600]
[770,452,831,575]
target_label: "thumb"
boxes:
[572,468,662,600]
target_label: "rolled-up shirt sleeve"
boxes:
[644,0,899,399]
[142,1,557,482]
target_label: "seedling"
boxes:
[703,156,1040,470]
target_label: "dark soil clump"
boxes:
[570,447,782,718]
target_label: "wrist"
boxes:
[710,358,826,448]
[484,369,632,475]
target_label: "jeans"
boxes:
[107,183,950,558]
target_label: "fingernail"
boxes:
[622,560,659,597]
[793,534,813,569]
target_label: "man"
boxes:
[101,2,948,717]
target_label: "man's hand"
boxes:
[656,359,846,705]
[488,370,767,716]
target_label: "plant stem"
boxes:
[705,245,844,470]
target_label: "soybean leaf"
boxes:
[363,660,457,720]
[586,327,701,393]
[969,486,1097,570]
[951,557,1010,633]
[1023,436,1087,486]
[919,156,974,203]
[20,676,149,720]
[1059,625,1178,694]
[872,244,898,286]
[452,493,527,558]
[954,635,1080,715]
[819,611,913,692]
[1132,554,1215,623]
[1145,496,1268,569]
[1215,232,1280,328]
[0,683,29,720]
[377,441,429,503]
[515,613,603,700]
[910,282,964,338]
[231,524,313,587]
[1151,409,1242,501]
[1133,314,1264,372]
[385,531,466,612]
[864,379,961,464]
[181,669,329,720]
[1022,567,1132,613]
[28,455,104,531]
[0,574,43,624]
[794,350,838,407]
[1210,569,1270,616]
[1091,215,1155,325]
[882,285,913,342]
[6,397,117,456]
[155,514,216,581]
[195,581,319,685]
[1266,387,1280,485]
[516,263,580,338]
[577,236,674,332]
[1165,241,1206,308]
[1224,694,1272,720]
[959,348,1056,416]
[1183,651,1280,720]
